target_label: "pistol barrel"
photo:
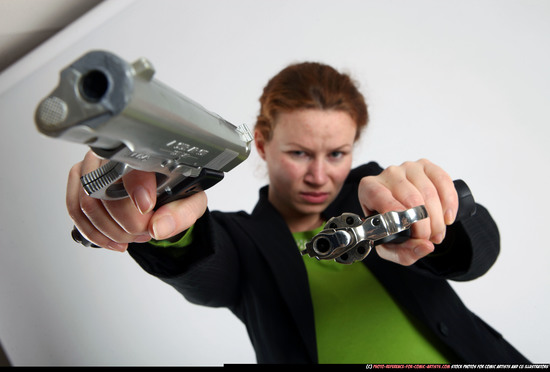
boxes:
[35,50,252,174]
[35,50,252,201]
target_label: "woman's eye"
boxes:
[290,151,307,158]
[330,151,344,159]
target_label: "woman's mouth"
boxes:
[300,191,330,204]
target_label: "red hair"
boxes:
[255,62,368,141]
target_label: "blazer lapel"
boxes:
[237,187,318,362]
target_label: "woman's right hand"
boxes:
[66,151,208,252]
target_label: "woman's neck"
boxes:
[285,213,325,233]
[266,189,326,232]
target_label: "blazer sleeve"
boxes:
[127,209,242,308]
[412,203,500,281]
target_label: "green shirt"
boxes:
[151,225,450,363]
[294,228,450,364]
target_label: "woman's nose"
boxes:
[304,159,328,185]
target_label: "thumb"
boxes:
[375,238,434,266]
[149,191,208,240]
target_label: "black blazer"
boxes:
[129,163,529,364]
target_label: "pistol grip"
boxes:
[73,167,224,248]
[154,168,223,209]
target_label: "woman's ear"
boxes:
[254,129,267,160]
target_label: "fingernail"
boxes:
[445,209,455,225]
[107,242,126,252]
[433,233,445,244]
[151,215,175,240]
[133,186,153,215]
[415,242,434,257]
[135,235,152,243]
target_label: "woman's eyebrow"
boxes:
[284,142,353,151]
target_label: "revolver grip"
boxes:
[374,179,477,246]
[453,179,477,220]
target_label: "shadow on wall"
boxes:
[0,341,10,366]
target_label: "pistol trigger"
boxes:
[80,160,132,200]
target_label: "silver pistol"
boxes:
[35,50,252,245]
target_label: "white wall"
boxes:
[1,0,548,365]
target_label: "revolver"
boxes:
[301,180,477,264]
[35,50,252,246]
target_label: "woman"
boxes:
[67,62,528,363]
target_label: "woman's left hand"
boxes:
[358,159,458,266]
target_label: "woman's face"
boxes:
[255,109,357,232]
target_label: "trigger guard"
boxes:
[374,229,412,246]
[80,160,132,200]
[95,172,172,200]
[101,173,168,199]
[103,182,129,199]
